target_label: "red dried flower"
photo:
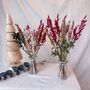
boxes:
[73,25,79,37]
[66,24,70,33]
[41,32,46,43]
[63,15,67,21]
[38,20,44,45]
[46,15,53,28]
[54,14,60,33]
[15,24,23,36]
[73,15,87,41]
[51,29,57,42]
[26,25,30,31]
[46,15,58,42]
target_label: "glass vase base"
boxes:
[30,60,38,74]
[58,61,68,80]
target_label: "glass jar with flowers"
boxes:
[12,20,46,74]
[46,14,87,79]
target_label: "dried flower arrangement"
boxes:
[46,15,87,61]
[13,20,46,59]
[12,14,87,78]
[12,20,46,74]
[46,14,87,79]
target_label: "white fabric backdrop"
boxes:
[0,0,90,90]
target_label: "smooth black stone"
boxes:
[0,76,2,80]
[0,72,7,80]
[15,71,20,75]
[24,62,30,70]
[12,66,18,71]
[12,66,20,75]
[18,65,25,72]
[6,70,13,77]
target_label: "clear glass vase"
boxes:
[29,53,38,74]
[30,59,37,74]
[58,60,68,80]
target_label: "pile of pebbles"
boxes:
[0,62,30,81]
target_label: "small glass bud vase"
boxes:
[58,60,68,80]
[29,53,38,74]
[30,59,37,74]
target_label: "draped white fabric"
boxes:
[0,0,90,90]
[0,63,81,90]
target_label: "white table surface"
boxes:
[0,62,81,90]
